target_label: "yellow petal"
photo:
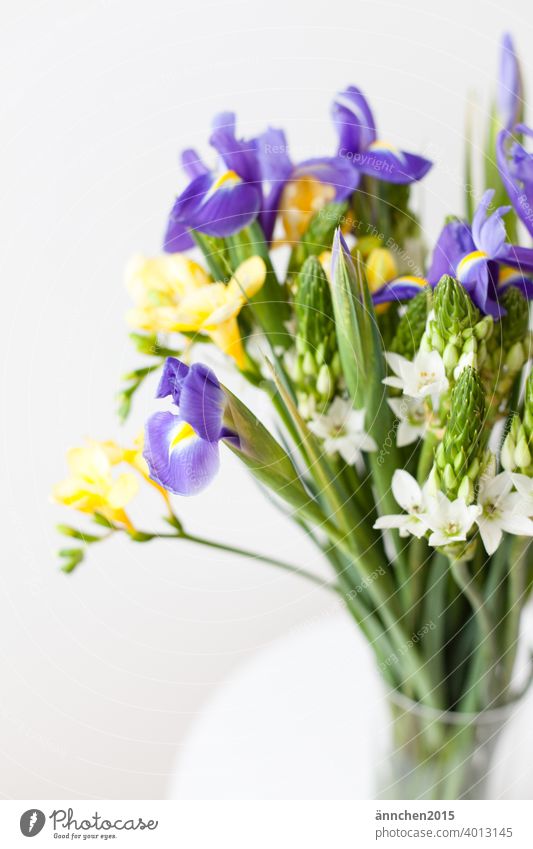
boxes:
[172,284,228,331]
[107,473,139,509]
[125,254,210,307]
[280,177,336,241]
[366,248,398,293]
[208,318,245,368]
[67,446,111,484]
[227,256,266,300]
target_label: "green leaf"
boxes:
[330,230,405,533]
[222,387,331,530]
[59,547,85,574]
[56,525,102,543]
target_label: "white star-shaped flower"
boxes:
[425,491,480,547]
[387,396,428,446]
[308,397,377,464]
[475,471,533,554]
[373,470,431,538]
[383,350,448,399]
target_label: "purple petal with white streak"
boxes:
[144,411,220,496]
[332,86,376,154]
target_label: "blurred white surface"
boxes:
[170,615,533,800]
[1,0,533,798]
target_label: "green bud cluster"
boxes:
[422,275,493,377]
[293,256,340,405]
[390,288,431,360]
[501,371,533,474]
[433,366,487,500]
[483,287,531,409]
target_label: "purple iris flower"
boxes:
[254,126,360,242]
[144,358,237,496]
[497,125,533,238]
[498,33,523,131]
[372,190,533,315]
[331,86,432,185]
[164,113,360,251]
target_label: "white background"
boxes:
[1,0,532,799]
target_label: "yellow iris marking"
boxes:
[457,250,488,274]
[394,276,427,286]
[170,422,197,450]
[211,170,241,190]
[369,139,398,153]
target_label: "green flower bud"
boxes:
[317,364,332,397]
[294,256,339,403]
[438,366,487,498]
[295,256,336,357]
[390,288,431,359]
[457,475,475,504]
[500,433,516,471]
[516,435,532,470]
[500,286,529,348]
[443,343,459,372]
[505,341,526,373]
[523,369,533,443]
[433,275,480,344]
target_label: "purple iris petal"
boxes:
[495,242,533,274]
[332,86,377,154]
[427,219,476,284]
[254,127,294,241]
[181,148,210,179]
[331,228,354,283]
[351,147,432,185]
[209,111,262,185]
[498,33,522,130]
[497,127,533,238]
[292,157,360,198]
[157,357,191,404]
[166,171,262,240]
[472,189,511,256]
[256,127,293,183]
[144,411,220,496]
[372,281,427,305]
[178,363,225,443]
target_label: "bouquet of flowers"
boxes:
[53,34,533,799]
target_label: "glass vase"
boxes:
[375,688,526,800]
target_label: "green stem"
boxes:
[451,558,498,704]
[180,532,340,594]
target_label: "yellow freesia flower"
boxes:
[126,253,266,369]
[278,176,336,243]
[366,248,399,293]
[52,443,139,528]
[126,253,211,333]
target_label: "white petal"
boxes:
[374,514,408,531]
[396,420,423,447]
[476,517,503,555]
[387,397,405,419]
[392,469,422,511]
[512,473,533,498]
[500,513,533,536]
[384,351,409,377]
[383,376,404,390]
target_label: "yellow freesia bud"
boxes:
[318,251,332,281]
[365,248,398,293]
[52,443,139,527]
[279,176,336,242]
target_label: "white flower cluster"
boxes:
[307,397,377,464]
[374,468,533,555]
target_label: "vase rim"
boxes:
[387,682,530,725]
